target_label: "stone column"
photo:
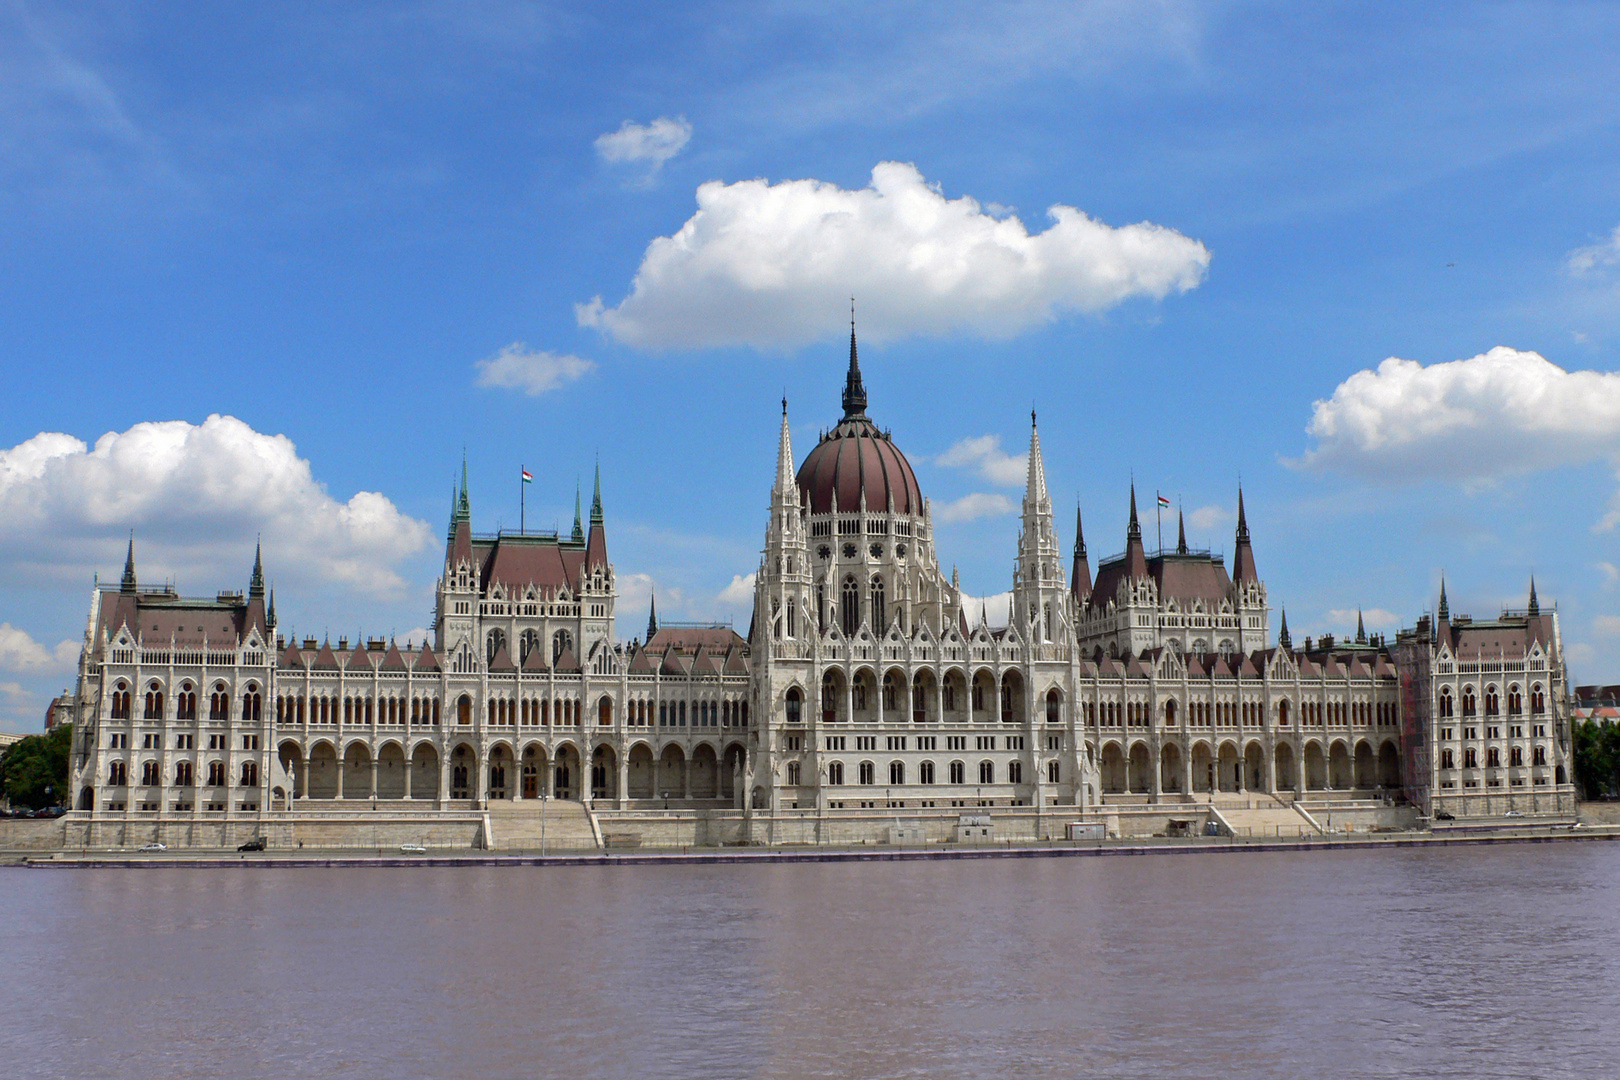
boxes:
[682,757,692,800]
[369,756,379,800]
[298,758,309,800]
[474,745,487,805]
[936,675,946,726]
[617,749,628,810]
[335,751,345,799]
[846,674,854,726]
[1149,735,1162,804]
[1181,739,1193,799]
[403,752,414,800]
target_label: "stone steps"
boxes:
[484,800,599,851]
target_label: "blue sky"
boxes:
[5,1,1620,730]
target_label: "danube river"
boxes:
[4,844,1619,1079]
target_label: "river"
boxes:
[3,844,1618,1079]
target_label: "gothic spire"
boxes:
[572,483,584,544]
[1023,410,1049,511]
[1236,485,1250,544]
[841,301,867,419]
[774,397,796,496]
[454,454,470,523]
[1071,502,1092,603]
[1232,484,1259,584]
[120,533,137,594]
[1176,509,1188,554]
[267,586,276,629]
[1528,575,1539,616]
[1356,609,1366,644]
[647,592,659,640]
[1438,576,1450,621]
[1127,482,1141,541]
[591,460,604,526]
[1278,607,1291,649]
[249,537,265,598]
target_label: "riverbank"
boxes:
[13,822,1619,868]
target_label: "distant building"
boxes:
[62,330,1577,839]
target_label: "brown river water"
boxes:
[4,844,1618,1079]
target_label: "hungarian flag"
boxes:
[1157,494,1171,509]
[521,469,533,483]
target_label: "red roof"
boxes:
[795,416,922,515]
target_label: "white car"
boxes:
[1504,810,1525,819]
[140,842,167,852]
[399,843,427,855]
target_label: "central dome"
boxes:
[794,329,923,516]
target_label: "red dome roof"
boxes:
[796,416,923,515]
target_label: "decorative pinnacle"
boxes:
[572,483,584,543]
[841,300,867,419]
[1127,483,1141,540]
[249,537,265,598]
[120,532,137,593]
[591,459,604,526]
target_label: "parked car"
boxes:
[140,842,167,852]
[1504,810,1524,819]
[400,843,427,855]
[1433,811,1456,821]
[237,837,266,852]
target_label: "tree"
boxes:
[0,725,72,810]
[1573,720,1620,801]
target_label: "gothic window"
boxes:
[949,760,965,784]
[972,679,984,712]
[1533,746,1547,766]
[174,761,193,787]
[1510,746,1523,767]
[1508,685,1522,714]
[853,679,867,712]
[979,760,995,784]
[486,629,507,664]
[1439,688,1454,717]
[240,761,259,787]
[108,761,127,786]
[1043,603,1052,642]
[207,761,226,786]
[1485,686,1500,716]
[787,598,797,639]
[843,543,857,559]
[870,575,886,630]
[1531,685,1546,714]
[1008,760,1023,785]
[888,761,904,785]
[209,685,229,721]
[827,761,845,785]
[1218,640,1235,660]
[520,629,540,664]
[882,673,897,712]
[141,760,160,786]
[858,761,875,785]
[145,684,165,720]
[552,630,572,664]
[919,760,935,784]
[944,680,956,711]
[1464,748,1477,768]
[841,576,860,636]
[787,762,801,786]
[816,584,826,632]
[785,688,802,724]
[1462,688,1477,716]
[177,686,197,721]
[1046,689,1061,725]
[1441,749,1454,769]
[111,682,130,720]
[1486,747,1500,768]
[1047,760,1060,783]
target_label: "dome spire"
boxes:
[841,298,867,419]
[120,532,137,594]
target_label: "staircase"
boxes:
[484,800,600,852]
[1209,795,1318,838]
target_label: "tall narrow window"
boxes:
[841,576,860,636]
[870,575,886,632]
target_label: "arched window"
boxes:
[888,760,904,785]
[1531,685,1546,714]
[207,760,226,786]
[1008,760,1023,784]
[949,760,965,784]
[841,576,860,636]
[1533,746,1547,766]
[1507,685,1522,714]
[858,760,875,785]
[520,629,540,664]
[1046,689,1061,725]
[882,673,897,712]
[919,760,935,784]
[1461,688,1476,717]
[145,683,164,720]
[174,761,193,786]
[457,695,472,725]
[240,760,259,787]
[978,760,995,784]
[108,761,127,786]
[487,629,507,664]
[1047,759,1060,783]
[1510,746,1523,767]
[177,684,197,721]
[1485,686,1499,716]
[1166,699,1179,725]
[827,761,845,785]
[870,575,886,632]
[786,761,801,786]
[111,681,130,719]
[141,760,160,786]
[786,598,797,639]
[1486,747,1500,768]
[785,687,802,724]
[1043,602,1052,642]
[1439,688,1453,718]
[552,630,572,664]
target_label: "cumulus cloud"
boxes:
[1298,347,1620,481]
[961,591,1012,628]
[577,161,1210,349]
[717,572,757,605]
[474,343,593,396]
[1568,225,1620,276]
[0,415,431,596]
[1186,504,1231,532]
[937,435,1025,486]
[0,624,77,673]
[594,116,693,172]
[935,493,1017,523]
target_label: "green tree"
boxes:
[0,724,72,810]
[1573,719,1620,801]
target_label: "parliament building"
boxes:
[60,332,1578,848]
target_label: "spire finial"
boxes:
[455,453,471,522]
[1356,609,1366,644]
[1127,482,1141,540]
[1074,500,1086,558]
[1236,484,1250,544]
[1528,574,1539,616]
[1278,606,1291,650]
[249,536,265,598]
[647,592,659,640]
[1438,575,1450,620]
[572,482,584,543]
[1176,508,1187,554]
[842,301,867,418]
[591,459,604,526]
[120,531,137,594]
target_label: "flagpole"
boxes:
[520,464,525,535]
[1156,491,1162,553]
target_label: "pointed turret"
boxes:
[774,397,796,497]
[1278,607,1291,650]
[1356,609,1366,644]
[1122,483,1148,578]
[120,533,137,594]
[571,484,584,544]
[647,593,659,640]
[446,465,473,570]
[267,586,277,630]
[591,460,604,527]
[455,455,470,524]
[1438,576,1450,621]
[841,304,867,419]
[1023,410,1049,510]
[1232,486,1258,584]
[249,538,265,598]
[1528,575,1539,616]
[1176,509,1188,555]
[1070,503,1092,604]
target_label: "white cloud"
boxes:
[0,415,431,597]
[961,591,1012,628]
[934,493,1017,523]
[577,161,1210,349]
[1186,504,1231,532]
[717,572,756,605]
[1298,347,1620,481]
[474,343,594,396]
[1568,225,1620,276]
[1599,561,1619,589]
[594,116,692,175]
[1593,616,1620,637]
[937,435,1025,486]
[0,624,76,673]
[1326,608,1400,631]
[0,680,36,726]
[396,627,431,649]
